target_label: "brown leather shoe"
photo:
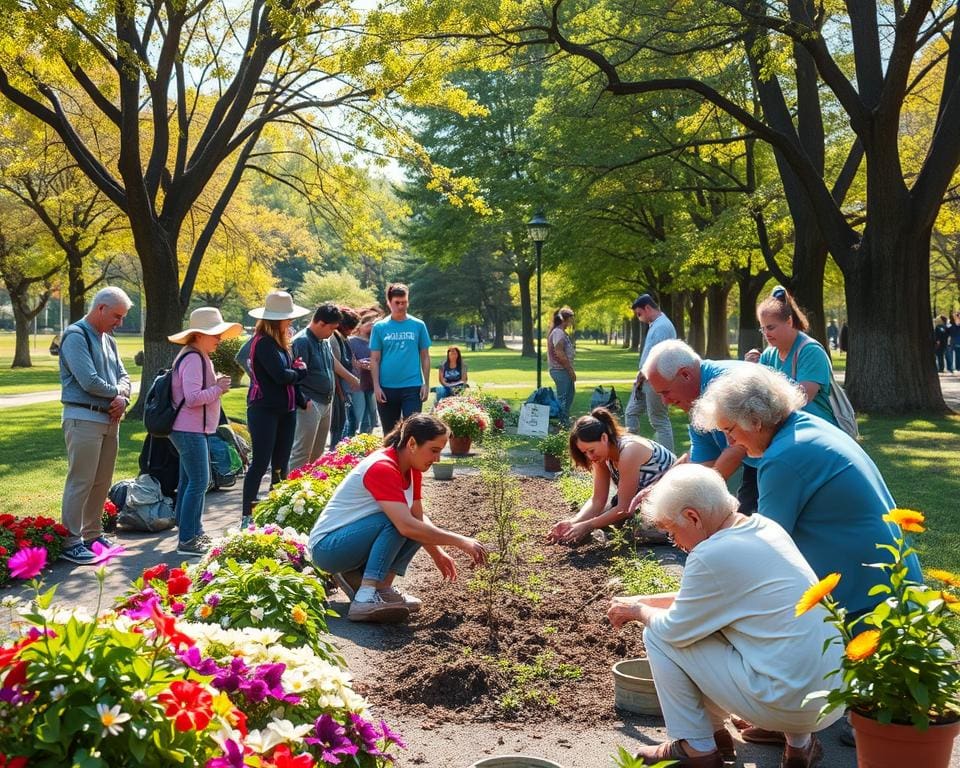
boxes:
[634,740,723,768]
[741,725,786,744]
[713,728,736,762]
[780,735,823,768]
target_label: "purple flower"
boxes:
[379,719,407,749]
[122,594,160,621]
[349,712,384,755]
[8,547,47,579]
[91,540,125,565]
[200,570,215,583]
[305,714,359,765]
[205,739,246,768]
[206,593,221,607]
[178,647,219,676]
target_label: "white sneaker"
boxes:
[347,593,410,623]
[377,586,422,613]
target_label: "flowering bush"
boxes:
[335,432,382,458]
[252,476,342,533]
[102,500,119,533]
[200,525,309,572]
[537,429,570,459]
[433,396,488,439]
[181,557,341,663]
[797,509,960,728]
[0,514,67,587]
[468,391,515,434]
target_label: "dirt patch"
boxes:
[355,474,648,725]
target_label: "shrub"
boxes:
[537,430,569,458]
[209,335,246,380]
[199,525,310,572]
[433,396,488,439]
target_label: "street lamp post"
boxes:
[526,210,550,390]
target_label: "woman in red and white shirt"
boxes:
[309,413,487,623]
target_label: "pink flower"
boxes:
[7,547,47,579]
[91,540,126,565]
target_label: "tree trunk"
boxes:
[788,237,830,346]
[492,310,506,349]
[843,225,946,412]
[737,270,767,358]
[11,302,33,368]
[629,315,641,352]
[687,290,706,355]
[706,282,732,359]
[67,250,87,323]
[517,265,535,357]
[622,318,631,348]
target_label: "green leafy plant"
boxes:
[209,334,246,379]
[183,557,342,663]
[557,469,593,510]
[433,396,488,439]
[198,524,309,571]
[798,508,960,728]
[537,429,569,458]
[495,651,582,714]
[611,746,676,767]
[609,554,680,596]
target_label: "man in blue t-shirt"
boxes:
[641,339,760,513]
[370,283,432,435]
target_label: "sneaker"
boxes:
[347,593,410,623]
[780,735,823,768]
[84,535,116,550]
[333,570,363,600]
[377,585,422,613]
[61,543,98,565]
[240,515,253,529]
[176,536,211,557]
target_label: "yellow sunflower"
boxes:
[291,604,308,624]
[927,569,960,589]
[845,630,881,661]
[882,508,925,533]
[795,572,842,616]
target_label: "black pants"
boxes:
[329,394,346,451]
[376,385,423,436]
[242,408,297,517]
[737,465,759,515]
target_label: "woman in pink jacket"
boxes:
[168,307,242,556]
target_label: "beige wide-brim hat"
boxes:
[248,290,311,321]
[168,307,243,345]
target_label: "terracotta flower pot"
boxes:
[449,435,472,455]
[543,453,563,473]
[851,711,960,768]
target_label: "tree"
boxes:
[505,0,960,411]
[299,269,379,309]
[0,0,479,410]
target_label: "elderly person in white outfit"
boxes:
[607,464,842,768]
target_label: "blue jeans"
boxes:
[377,385,423,436]
[345,390,376,435]
[169,430,209,543]
[310,512,421,581]
[549,368,576,425]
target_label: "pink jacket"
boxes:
[171,348,223,434]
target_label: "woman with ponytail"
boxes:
[548,407,676,545]
[308,413,488,623]
[547,306,576,425]
[756,286,838,427]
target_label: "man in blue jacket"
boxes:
[59,287,132,564]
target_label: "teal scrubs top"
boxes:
[760,333,837,425]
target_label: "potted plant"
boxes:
[797,508,960,767]
[434,396,488,455]
[210,334,247,386]
[432,461,455,480]
[537,430,569,473]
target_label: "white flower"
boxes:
[97,703,131,737]
[266,718,313,744]
[207,561,221,575]
[1,596,22,609]
[50,684,68,701]
[131,689,148,703]
[244,727,285,754]
[250,606,265,623]
[220,615,231,628]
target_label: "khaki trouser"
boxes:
[289,399,332,472]
[61,418,120,546]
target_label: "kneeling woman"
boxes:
[308,414,488,623]
[609,464,842,768]
[548,407,675,544]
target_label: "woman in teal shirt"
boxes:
[757,286,837,426]
[691,364,922,619]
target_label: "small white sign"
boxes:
[517,402,550,437]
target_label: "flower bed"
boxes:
[1,529,405,767]
[0,514,67,587]
[433,396,488,439]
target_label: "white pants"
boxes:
[643,625,841,742]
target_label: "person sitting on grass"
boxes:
[547,407,675,545]
[307,413,488,624]
[435,345,469,402]
[608,463,842,768]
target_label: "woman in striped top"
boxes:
[548,407,675,545]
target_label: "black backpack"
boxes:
[143,350,201,437]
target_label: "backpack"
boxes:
[792,339,859,440]
[208,432,243,490]
[143,350,202,437]
[590,385,622,415]
[109,474,176,532]
[526,386,563,418]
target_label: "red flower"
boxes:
[42,534,54,543]
[0,754,29,768]
[269,745,315,768]
[0,547,7,556]
[0,514,15,528]
[3,660,29,688]
[103,500,118,514]
[166,573,192,596]
[53,524,68,536]
[158,680,213,732]
[149,602,194,649]
[143,564,169,582]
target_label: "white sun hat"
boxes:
[168,307,243,345]
[248,290,311,321]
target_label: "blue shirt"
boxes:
[639,313,676,367]
[370,316,431,388]
[689,359,759,468]
[759,333,836,425]
[59,319,130,424]
[758,411,922,615]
